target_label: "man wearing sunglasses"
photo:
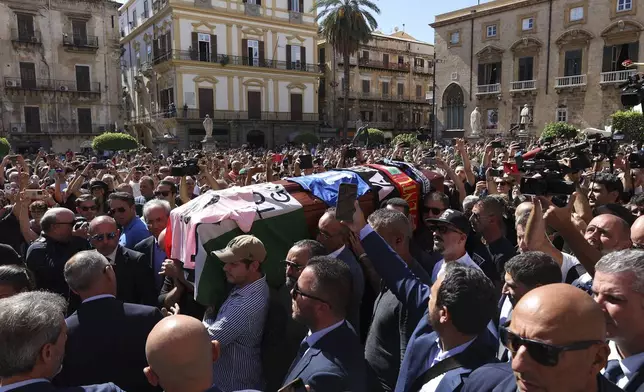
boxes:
[155,180,179,209]
[88,216,157,306]
[462,284,618,392]
[108,192,151,249]
[427,209,481,283]
[75,194,99,222]
[282,256,367,392]
[593,249,644,391]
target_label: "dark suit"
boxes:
[334,246,365,333]
[55,296,163,392]
[133,236,164,292]
[282,321,367,392]
[111,245,157,306]
[5,380,125,392]
[361,229,497,392]
[461,363,623,392]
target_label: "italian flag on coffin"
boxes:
[168,183,308,309]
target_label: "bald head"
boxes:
[584,214,632,254]
[515,201,533,220]
[40,207,75,241]
[144,315,217,392]
[89,215,117,232]
[632,215,644,249]
[513,284,606,342]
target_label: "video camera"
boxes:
[170,156,200,177]
[629,151,644,169]
[620,71,644,108]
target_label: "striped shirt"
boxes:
[203,275,269,392]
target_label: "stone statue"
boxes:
[520,104,530,127]
[202,114,213,142]
[470,107,482,136]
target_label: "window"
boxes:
[360,111,373,121]
[16,14,35,41]
[397,83,404,97]
[147,44,152,62]
[75,65,91,92]
[414,58,424,67]
[518,57,534,81]
[286,44,304,70]
[290,0,300,12]
[143,0,149,18]
[20,62,36,89]
[617,0,632,11]
[362,80,370,94]
[77,108,92,134]
[111,16,115,29]
[413,112,421,124]
[522,17,534,31]
[602,42,639,72]
[556,107,568,122]
[564,50,582,76]
[381,81,389,97]
[450,31,460,45]
[362,50,369,61]
[486,25,497,37]
[570,6,583,21]
[382,111,389,122]
[416,85,422,98]
[131,10,137,27]
[478,62,502,85]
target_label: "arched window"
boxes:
[443,84,464,130]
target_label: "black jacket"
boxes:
[111,245,157,306]
[54,296,163,392]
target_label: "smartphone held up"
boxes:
[336,183,358,222]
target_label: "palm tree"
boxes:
[314,0,380,140]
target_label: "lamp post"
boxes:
[432,58,445,142]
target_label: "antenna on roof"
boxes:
[402,23,405,32]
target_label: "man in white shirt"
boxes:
[426,209,479,282]
[593,249,644,390]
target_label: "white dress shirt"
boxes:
[328,245,346,259]
[607,340,644,388]
[420,338,476,392]
[431,253,480,283]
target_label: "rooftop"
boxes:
[432,0,546,27]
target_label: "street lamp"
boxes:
[431,58,445,143]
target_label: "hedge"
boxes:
[541,122,577,140]
[0,138,10,158]
[293,133,320,145]
[611,110,644,141]
[92,132,139,151]
[358,128,385,145]
[391,133,421,147]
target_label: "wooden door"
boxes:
[290,93,302,121]
[20,62,36,89]
[198,88,214,118]
[247,91,261,119]
[24,107,41,134]
[72,20,87,45]
[77,108,92,133]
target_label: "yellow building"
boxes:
[119,0,322,148]
[431,0,642,138]
[318,30,434,138]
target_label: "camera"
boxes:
[520,176,575,196]
[629,151,644,168]
[620,72,644,108]
[170,158,200,176]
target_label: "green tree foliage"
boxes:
[92,133,139,151]
[293,133,320,145]
[541,122,578,140]
[315,0,380,138]
[360,128,384,144]
[0,138,10,157]
[391,133,420,147]
[611,110,644,141]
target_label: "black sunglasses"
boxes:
[284,260,305,271]
[500,326,602,367]
[80,206,98,212]
[424,207,444,215]
[109,207,127,215]
[291,282,329,305]
[90,232,118,242]
[155,191,171,197]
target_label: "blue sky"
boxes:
[373,0,492,43]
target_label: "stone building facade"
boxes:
[431,0,642,139]
[318,30,434,139]
[0,0,122,153]
[119,0,322,149]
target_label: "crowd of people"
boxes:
[0,135,644,392]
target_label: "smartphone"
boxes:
[490,141,504,149]
[336,183,358,222]
[278,378,307,392]
[6,155,18,164]
[488,168,504,177]
[299,155,313,170]
[25,189,46,199]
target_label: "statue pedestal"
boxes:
[518,124,530,138]
[202,137,217,151]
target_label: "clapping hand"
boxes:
[159,259,182,279]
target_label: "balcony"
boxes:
[131,109,318,124]
[555,74,587,89]
[8,123,110,135]
[348,120,394,129]
[289,11,303,23]
[600,69,637,84]
[244,3,261,16]
[358,58,410,72]
[152,0,168,12]
[153,50,322,73]
[476,83,501,95]
[62,34,99,51]
[337,90,429,103]
[4,77,101,95]
[413,66,431,75]
[11,29,42,45]
[510,80,537,92]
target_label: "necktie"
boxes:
[286,340,310,376]
[605,359,624,384]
